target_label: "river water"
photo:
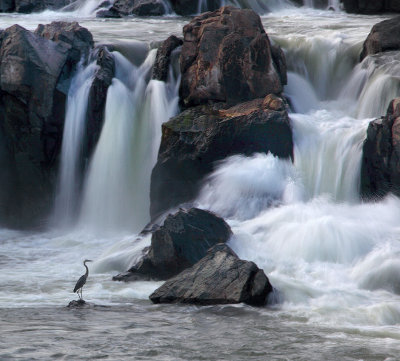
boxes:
[1,3,400,361]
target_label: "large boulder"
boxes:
[341,0,400,14]
[150,243,273,306]
[360,16,400,61]
[150,95,293,219]
[0,23,94,228]
[113,208,232,281]
[361,98,400,198]
[179,6,286,107]
[152,35,182,82]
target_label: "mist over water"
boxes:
[1,5,400,361]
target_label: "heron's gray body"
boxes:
[73,259,92,299]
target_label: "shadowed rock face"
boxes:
[110,0,167,16]
[179,6,286,107]
[0,23,94,228]
[149,243,273,306]
[360,16,400,61]
[169,0,220,15]
[361,98,400,198]
[150,95,293,219]
[0,0,74,13]
[342,0,400,14]
[152,35,182,82]
[113,208,232,281]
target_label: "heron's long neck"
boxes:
[84,262,89,277]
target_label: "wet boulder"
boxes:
[150,95,293,219]
[360,16,400,61]
[113,208,232,281]
[342,0,400,14]
[152,35,182,82]
[180,6,286,107]
[111,0,167,16]
[86,46,115,159]
[361,98,400,199]
[169,0,220,15]
[150,243,273,306]
[0,23,95,228]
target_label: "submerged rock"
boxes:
[67,299,90,308]
[361,98,400,198]
[149,244,273,306]
[150,95,293,219]
[179,6,286,107]
[360,16,400,61]
[113,208,232,281]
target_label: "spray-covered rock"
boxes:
[149,243,273,306]
[361,98,400,198]
[150,95,293,219]
[180,6,286,107]
[113,208,232,281]
[360,16,400,61]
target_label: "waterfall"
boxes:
[78,50,179,234]
[340,51,400,119]
[53,61,97,227]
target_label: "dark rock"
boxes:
[111,0,167,16]
[361,98,400,198]
[96,8,122,17]
[152,35,182,82]
[0,0,14,12]
[113,208,232,281]
[360,16,400,61]
[170,0,220,15]
[149,243,273,306]
[150,95,293,219]
[341,0,400,14]
[0,24,71,227]
[13,0,73,13]
[179,6,286,107]
[85,46,115,159]
[67,299,89,308]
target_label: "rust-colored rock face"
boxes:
[179,6,286,107]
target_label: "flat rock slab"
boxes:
[149,244,273,306]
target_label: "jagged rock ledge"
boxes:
[149,243,273,306]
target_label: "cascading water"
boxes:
[78,49,179,234]
[53,61,97,228]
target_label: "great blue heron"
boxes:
[73,259,92,300]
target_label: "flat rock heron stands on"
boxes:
[74,259,92,300]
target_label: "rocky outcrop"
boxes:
[150,95,293,219]
[149,243,273,306]
[0,0,73,13]
[360,16,400,61]
[85,46,115,159]
[152,35,182,82]
[341,0,400,14]
[170,0,220,15]
[108,0,167,16]
[113,208,232,281]
[0,23,95,228]
[361,98,400,199]
[179,6,286,107]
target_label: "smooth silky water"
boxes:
[1,3,400,360]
